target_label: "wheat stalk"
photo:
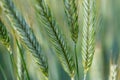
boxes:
[81,0,96,79]
[63,0,79,79]
[16,39,30,80]
[35,0,75,77]
[0,0,48,77]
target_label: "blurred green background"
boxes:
[0,0,120,80]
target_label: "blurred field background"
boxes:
[0,0,120,80]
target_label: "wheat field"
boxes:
[0,0,120,80]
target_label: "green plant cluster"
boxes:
[0,0,120,80]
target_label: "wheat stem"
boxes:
[9,52,21,80]
[0,0,48,77]
[16,44,24,80]
[35,0,75,77]
[16,39,30,80]
[74,44,79,80]
[71,77,75,80]
[83,73,87,80]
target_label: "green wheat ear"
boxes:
[81,0,96,79]
[35,0,75,77]
[63,0,80,79]
[63,0,79,44]
[0,0,48,78]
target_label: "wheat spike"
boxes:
[0,0,48,77]
[63,0,79,43]
[82,0,96,79]
[63,0,79,79]
[35,0,75,77]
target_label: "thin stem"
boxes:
[20,51,30,80]
[74,44,79,80]
[16,40,30,80]
[71,77,75,80]
[83,73,87,80]
[9,51,20,80]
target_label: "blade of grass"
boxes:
[0,64,7,80]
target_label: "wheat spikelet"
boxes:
[35,0,75,77]
[0,19,10,50]
[0,0,48,77]
[81,0,96,79]
[63,0,79,43]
